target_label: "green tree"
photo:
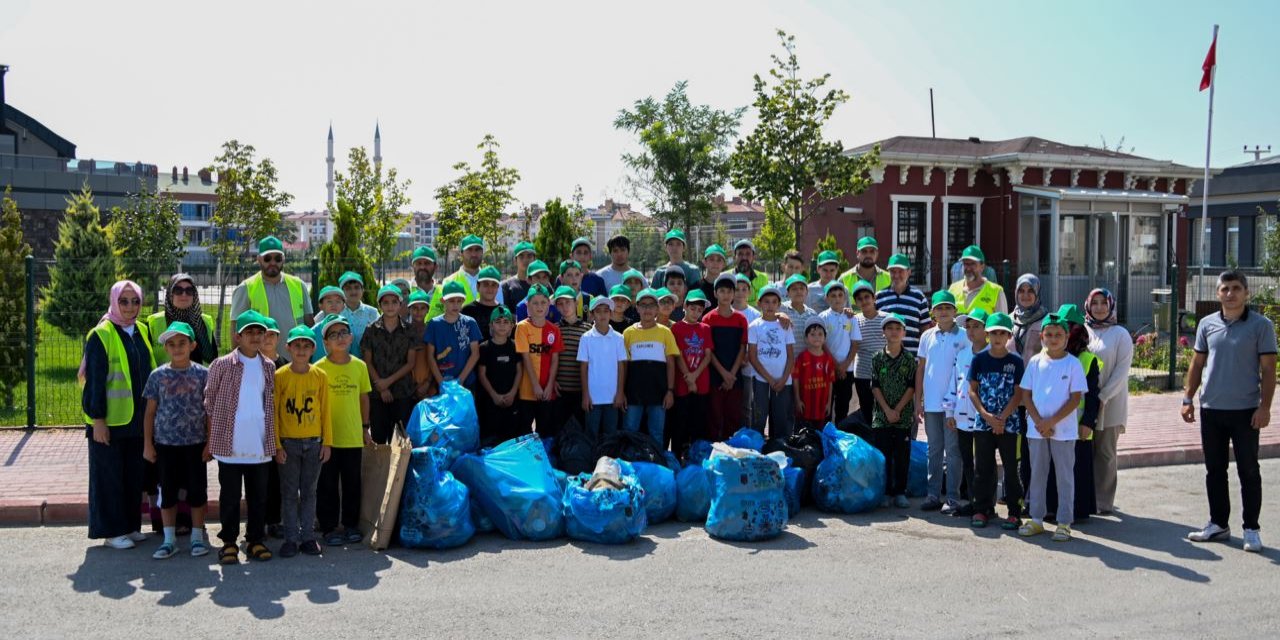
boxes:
[42,184,120,338]
[729,30,881,246]
[533,197,577,266]
[812,231,850,274]
[317,198,378,305]
[435,135,521,265]
[754,200,795,278]
[0,187,34,406]
[568,184,593,239]
[334,146,413,278]
[614,81,743,233]
[109,179,184,308]
[618,218,666,273]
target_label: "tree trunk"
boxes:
[213,257,226,340]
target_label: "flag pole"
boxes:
[1197,24,1218,302]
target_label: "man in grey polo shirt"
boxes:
[1181,270,1276,553]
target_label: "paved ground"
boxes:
[1,461,1278,638]
[4,391,1278,525]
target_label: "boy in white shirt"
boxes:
[748,286,796,440]
[915,291,968,512]
[942,308,989,516]
[819,281,861,423]
[577,297,628,438]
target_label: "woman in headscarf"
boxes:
[146,274,218,365]
[1044,303,1100,523]
[82,280,157,549]
[1085,288,1133,515]
[1011,274,1048,362]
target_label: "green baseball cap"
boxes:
[158,321,195,344]
[527,260,551,277]
[377,284,403,302]
[857,236,878,251]
[634,288,659,304]
[703,244,727,260]
[887,254,911,270]
[589,296,613,312]
[407,290,431,307]
[733,239,755,252]
[850,281,875,297]
[785,274,808,290]
[320,313,351,337]
[559,259,582,275]
[512,241,535,257]
[1041,312,1070,331]
[757,285,783,302]
[656,287,676,302]
[338,271,363,287]
[817,250,840,266]
[960,245,986,263]
[962,308,990,326]
[552,285,578,301]
[984,312,1014,333]
[1057,303,1086,326]
[930,290,957,310]
[664,229,687,245]
[491,305,515,323]
[258,235,284,256]
[235,310,270,334]
[441,280,467,301]
[824,280,848,296]
[286,325,316,345]
[622,269,645,284]
[460,234,484,251]
[411,246,437,264]
[263,317,280,334]
[477,266,502,283]
[609,284,633,301]
[881,312,906,329]
[684,289,709,305]
[525,284,552,301]
[571,236,592,251]
[734,273,753,285]
[317,285,344,303]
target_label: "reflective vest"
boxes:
[145,312,214,365]
[245,272,306,323]
[1076,351,1102,439]
[83,320,156,426]
[427,269,481,321]
[949,279,1004,315]
[839,267,892,295]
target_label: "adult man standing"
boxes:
[501,241,537,313]
[597,235,646,291]
[732,239,769,304]
[874,254,931,355]
[840,236,892,294]
[410,246,438,299]
[568,236,607,297]
[428,234,489,320]
[808,251,842,312]
[230,235,313,362]
[948,245,1008,315]
[651,229,701,290]
[1182,270,1275,553]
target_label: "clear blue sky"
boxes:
[1,0,1276,211]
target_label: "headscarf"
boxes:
[79,280,142,379]
[164,273,216,363]
[1011,273,1048,354]
[1085,288,1117,328]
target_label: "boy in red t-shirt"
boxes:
[670,289,713,454]
[702,273,749,441]
[794,319,837,431]
[514,284,564,438]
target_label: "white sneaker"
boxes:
[126,531,148,543]
[103,535,135,549]
[1243,529,1263,552]
[1187,522,1230,543]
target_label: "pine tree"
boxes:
[812,231,850,274]
[317,198,378,305]
[42,185,120,338]
[0,187,35,406]
[533,197,576,266]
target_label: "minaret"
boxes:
[373,120,382,171]
[326,123,335,206]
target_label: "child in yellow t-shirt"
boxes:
[273,325,332,557]
[313,314,371,547]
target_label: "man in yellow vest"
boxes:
[231,236,314,361]
[840,236,892,293]
[948,245,1008,315]
[428,234,489,320]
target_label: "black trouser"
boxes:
[832,375,855,424]
[370,394,416,444]
[972,431,1022,518]
[266,462,281,526]
[523,399,560,440]
[317,447,362,533]
[957,430,977,504]
[853,377,874,424]
[217,461,269,545]
[871,428,911,497]
[556,391,585,432]
[477,394,526,447]
[668,393,708,454]
[1201,408,1263,530]
[87,435,145,539]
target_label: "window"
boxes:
[895,201,927,286]
[1256,215,1275,268]
[1226,216,1240,266]
[1189,217,1209,266]
[946,202,977,266]
[1059,215,1089,276]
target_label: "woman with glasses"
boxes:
[81,280,158,549]
[146,273,219,365]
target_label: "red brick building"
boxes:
[804,136,1204,326]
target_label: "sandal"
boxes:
[190,539,210,557]
[244,542,273,561]
[218,543,239,565]
[970,512,988,528]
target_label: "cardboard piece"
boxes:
[359,427,412,550]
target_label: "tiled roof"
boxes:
[849,135,1195,170]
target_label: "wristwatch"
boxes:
[1181,397,1194,406]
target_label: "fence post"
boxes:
[1168,261,1180,390]
[25,255,36,430]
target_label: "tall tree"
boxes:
[434,134,521,265]
[614,81,743,233]
[812,231,850,273]
[0,187,34,406]
[568,184,593,239]
[729,29,880,246]
[533,197,577,266]
[754,200,795,278]
[42,185,120,339]
[109,179,184,308]
[334,146,413,277]
[317,198,378,304]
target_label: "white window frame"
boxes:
[941,196,984,281]
[890,195,934,289]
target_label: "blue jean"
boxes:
[751,379,794,441]
[279,437,324,544]
[625,404,665,448]
[585,404,620,439]
[924,412,963,502]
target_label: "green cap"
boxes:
[963,308,990,326]
[527,260,551,277]
[785,274,808,290]
[857,236,878,251]
[320,313,351,337]
[411,246,437,264]
[609,284,633,301]
[757,285,783,302]
[512,241,535,257]
[634,288,659,304]
[960,245,985,263]
[656,287,676,302]
[571,236,592,251]
[559,259,582,275]
[491,305,515,323]
[286,325,316,345]
[881,312,906,329]
[258,236,284,255]
[930,290,957,310]
[589,296,613,312]
[817,250,840,266]
[158,321,195,344]
[887,254,911,270]
[477,265,502,283]
[263,317,280,334]
[407,290,431,307]
[684,289,709,305]
[622,269,645,284]
[235,310,270,334]
[461,234,485,251]
[552,285,578,301]
[525,284,552,301]
[441,280,467,301]
[664,229,687,244]
[338,271,363,287]
[734,273,752,285]
[1057,303,1086,326]
[733,239,755,252]
[377,284,403,302]
[317,285,344,303]
[850,281,875,297]
[984,312,1014,333]
[1042,313,1070,331]
[391,277,410,291]
[824,280,848,296]
[703,244,727,260]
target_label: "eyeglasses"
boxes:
[261,254,283,263]
[118,298,142,306]
[171,286,197,296]
[326,329,352,339]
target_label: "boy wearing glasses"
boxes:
[314,314,372,547]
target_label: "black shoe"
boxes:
[299,540,323,556]
[266,523,285,539]
[279,541,298,558]
[953,504,976,517]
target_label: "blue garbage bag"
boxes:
[406,380,480,461]
[812,423,885,514]
[451,434,565,541]
[783,466,805,519]
[632,461,678,524]
[726,427,765,452]
[685,440,713,468]
[705,445,787,541]
[664,451,681,473]
[562,460,647,544]
[470,495,495,533]
[907,440,928,498]
[399,447,475,549]
[675,464,713,522]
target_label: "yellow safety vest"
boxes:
[245,272,306,323]
[839,268,892,295]
[82,320,156,426]
[949,279,1003,315]
[427,269,482,321]
[145,312,214,365]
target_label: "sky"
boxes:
[2,0,1277,212]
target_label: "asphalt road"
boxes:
[2,461,1279,639]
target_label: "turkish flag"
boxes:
[1200,33,1217,91]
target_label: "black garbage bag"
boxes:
[555,418,598,477]
[763,427,824,504]
[837,412,874,441]
[596,430,665,465]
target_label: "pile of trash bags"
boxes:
[812,423,885,514]
[405,380,480,462]
[562,457,648,544]
[452,434,565,541]
[399,447,475,550]
[632,462,677,524]
[907,440,929,498]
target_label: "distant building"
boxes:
[1187,154,1280,270]
[588,199,653,249]
[155,166,217,264]
[287,210,332,248]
